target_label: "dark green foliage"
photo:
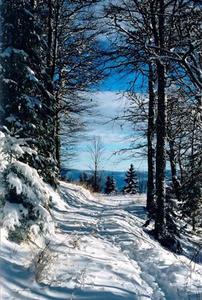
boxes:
[180,160,202,231]
[123,164,139,194]
[8,202,39,243]
[0,0,58,186]
[105,176,116,194]
[8,222,30,243]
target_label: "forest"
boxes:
[0,1,201,299]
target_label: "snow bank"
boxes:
[0,132,56,241]
[1,181,202,300]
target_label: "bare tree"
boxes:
[104,0,201,241]
[87,136,104,192]
[38,0,105,169]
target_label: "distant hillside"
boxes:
[61,169,148,193]
[61,169,172,193]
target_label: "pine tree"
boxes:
[123,164,139,194]
[105,176,116,194]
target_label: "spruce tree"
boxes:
[105,176,116,194]
[0,0,57,186]
[123,164,139,194]
[0,0,58,241]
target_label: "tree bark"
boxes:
[47,0,60,171]
[47,0,53,71]
[154,0,167,238]
[147,63,156,215]
[51,0,59,80]
[55,110,61,171]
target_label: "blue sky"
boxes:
[67,74,148,172]
[64,8,148,172]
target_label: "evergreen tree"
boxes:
[123,164,139,194]
[0,0,59,241]
[105,176,116,194]
[0,0,58,187]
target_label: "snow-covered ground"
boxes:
[1,182,202,300]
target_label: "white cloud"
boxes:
[65,91,147,171]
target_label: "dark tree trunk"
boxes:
[94,162,98,192]
[47,0,53,71]
[51,0,60,80]
[147,63,156,215]
[155,61,166,238]
[154,0,167,238]
[46,0,61,173]
[55,112,61,171]
[190,117,196,231]
[47,0,60,171]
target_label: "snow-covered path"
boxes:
[1,182,202,300]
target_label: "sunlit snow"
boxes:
[1,182,202,300]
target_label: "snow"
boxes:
[2,202,22,231]
[0,132,56,242]
[26,67,39,82]
[1,181,202,300]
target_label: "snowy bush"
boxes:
[0,130,55,242]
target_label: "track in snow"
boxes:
[1,181,202,300]
[43,182,202,300]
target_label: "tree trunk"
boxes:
[155,0,167,238]
[47,0,60,173]
[155,61,166,238]
[190,117,196,231]
[47,0,53,71]
[94,163,98,192]
[147,63,156,215]
[55,111,61,171]
[51,0,60,80]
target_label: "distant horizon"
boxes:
[61,165,148,173]
[61,167,148,173]
[61,167,149,193]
